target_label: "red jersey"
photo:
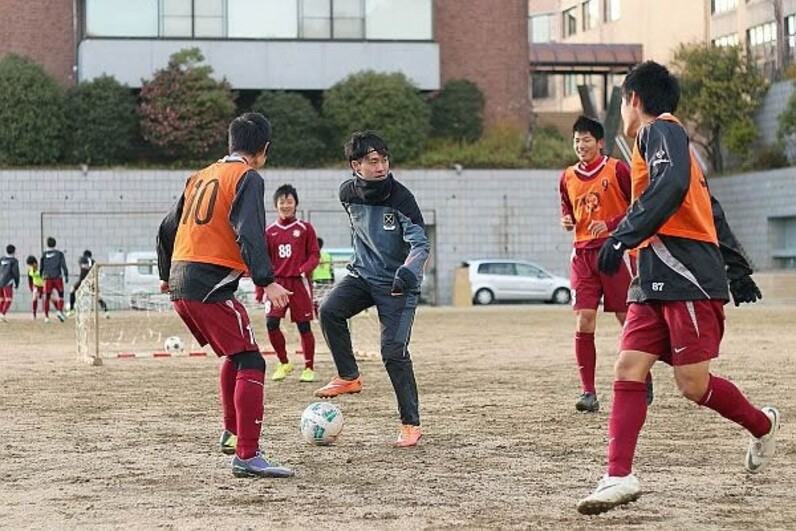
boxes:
[265,217,320,278]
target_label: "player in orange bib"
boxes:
[577,61,778,515]
[157,112,294,479]
[560,116,651,413]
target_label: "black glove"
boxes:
[597,237,626,275]
[391,267,416,296]
[729,275,762,306]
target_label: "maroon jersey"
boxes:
[265,218,320,278]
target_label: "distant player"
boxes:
[40,237,68,323]
[0,245,20,322]
[157,112,294,479]
[25,256,44,319]
[68,250,108,316]
[560,115,652,412]
[577,61,778,515]
[314,131,429,448]
[265,183,320,383]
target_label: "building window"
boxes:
[529,14,553,43]
[787,14,796,60]
[604,0,621,22]
[582,0,597,31]
[300,0,364,39]
[564,74,577,96]
[712,33,739,47]
[84,0,429,41]
[531,73,552,99]
[711,0,737,14]
[563,7,577,38]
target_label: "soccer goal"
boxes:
[74,262,205,365]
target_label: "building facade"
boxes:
[529,0,710,114]
[0,0,530,130]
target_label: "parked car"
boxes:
[463,259,571,305]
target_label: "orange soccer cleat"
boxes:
[313,376,363,398]
[394,425,422,447]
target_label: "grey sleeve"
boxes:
[711,195,753,280]
[229,170,275,287]
[156,193,184,282]
[611,123,692,249]
[395,194,430,285]
[60,252,69,283]
[12,259,20,288]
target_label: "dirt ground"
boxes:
[0,303,794,530]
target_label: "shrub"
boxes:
[429,79,485,143]
[528,126,575,169]
[0,55,66,165]
[322,71,430,164]
[752,142,790,170]
[64,75,138,165]
[251,91,324,167]
[138,48,235,160]
[414,123,531,169]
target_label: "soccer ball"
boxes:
[299,402,344,445]
[164,336,184,354]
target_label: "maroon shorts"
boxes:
[0,286,12,301]
[43,278,64,297]
[620,299,725,366]
[570,247,634,312]
[266,276,314,322]
[172,298,259,357]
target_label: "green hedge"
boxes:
[64,75,139,165]
[429,79,485,143]
[322,71,430,163]
[0,55,66,165]
[252,91,324,167]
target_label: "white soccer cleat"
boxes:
[746,406,781,474]
[577,474,641,515]
[44,317,50,324]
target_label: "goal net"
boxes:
[75,261,382,366]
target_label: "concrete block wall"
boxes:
[2,166,793,311]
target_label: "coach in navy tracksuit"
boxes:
[314,131,429,448]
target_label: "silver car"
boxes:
[464,259,571,305]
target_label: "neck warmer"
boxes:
[353,172,393,203]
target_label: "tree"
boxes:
[429,79,485,143]
[777,83,796,163]
[672,43,767,172]
[138,48,235,160]
[0,55,66,165]
[322,71,430,164]
[64,75,139,165]
[251,91,324,167]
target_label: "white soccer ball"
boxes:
[299,402,344,445]
[164,336,184,354]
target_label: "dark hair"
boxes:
[83,250,92,258]
[317,237,324,249]
[345,131,390,162]
[6,244,15,254]
[46,237,56,248]
[621,61,680,116]
[572,116,604,141]
[26,255,37,266]
[228,112,272,156]
[273,183,298,206]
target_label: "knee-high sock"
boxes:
[268,329,289,364]
[69,292,76,311]
[32,298,38,318]
[698,374,772,438]
[607,380,648,477]
[56,297,64,312]
[575,332,596,394]
[44,293,51,317]
[300,330,315,370]
[0,299,8,315]
[219,358,237,434]
[235,368,265,459]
